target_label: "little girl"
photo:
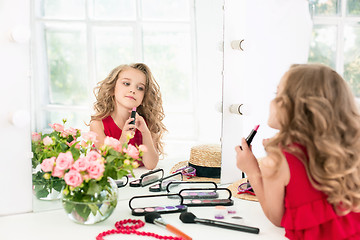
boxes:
[236,63,360,239]
[90,63,167,170]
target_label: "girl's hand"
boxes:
[235,138,260,177]
[134,113,149,134]
[120,118,136,142]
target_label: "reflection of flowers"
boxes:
[32,120,81,199]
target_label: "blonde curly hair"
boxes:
[265,63,360,215]
[91,63,167,157]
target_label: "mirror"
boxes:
[31,0,224,212]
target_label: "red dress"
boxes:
[281,149,360,239]
[102,115,144,166]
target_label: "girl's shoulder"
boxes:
[260,155,290,185]
[90,119,104,131]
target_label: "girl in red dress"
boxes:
[90,63,167,170]
[236,63,360,239]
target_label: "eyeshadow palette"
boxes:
[182,198,233,206]
[149,172,183,192]
[179,188,234,207]
[166,181,218,193]
[129,193,187,216]
[129,168,164,187]
[180,191,219,199]
[131,205,187,216]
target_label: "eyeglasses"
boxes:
[237,181,255,196]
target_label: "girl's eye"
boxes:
[137,86,145,91]
[123,82,130,86]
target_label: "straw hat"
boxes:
[170,144,221,183]
[227,178,258,202]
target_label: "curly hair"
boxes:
[265,63,360,215]
[91,63,167,157]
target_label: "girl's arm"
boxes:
[89,120,106,148]
[235,138,289,227]
[134,114,159,170]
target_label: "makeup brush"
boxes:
[179,212,259,234]
[145,212,192,240]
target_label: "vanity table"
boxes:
[0,160,286,240]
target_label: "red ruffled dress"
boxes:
[281,150,360,239]
[102,115,144,167]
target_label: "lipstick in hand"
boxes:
[245,124,260,146]
[129,107,136,125]
[241,124,260,178]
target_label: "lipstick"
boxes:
[245,124,260,146]
[129,107,136,125]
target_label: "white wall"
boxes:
[0,0,32,215]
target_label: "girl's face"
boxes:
[113,67,146,110]
[268,73,286,130]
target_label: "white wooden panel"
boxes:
[221,0,312,184]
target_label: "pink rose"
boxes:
[80,140,88,148]
[64,170,83,188]
[49,123,64,132]
[66,127,78,136]
[72,157,89,172]
[87,161,105,180]
[41,157,55,172]
[60,131,69,138]
[82,131,98,143]
[32,132,41,142]
[43,136,53,146]
[138,145,147,152]
[55,152,74,170]
[124,144,139,159]
[87,150,101,161]
[104,136,122,152]
[52,167,65,178]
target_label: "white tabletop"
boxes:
[0,161,286,240]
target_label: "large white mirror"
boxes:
[31,0,224,212]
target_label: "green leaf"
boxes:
[74,204,91,221]
[35,187,49,199]
[63,201,75,214]
[70,147,80,160]
[105,155,117,163]
[53,179,65,192]
[59,142,69,151]
[87,181,101,195]
[88,203,100,216]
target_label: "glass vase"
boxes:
[32,172,65,201]
[61,177,118,224]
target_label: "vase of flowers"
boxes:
[31,120,81,200]
[39,129,145,224]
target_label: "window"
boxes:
[32,0,196,141]
[308,0,360,98]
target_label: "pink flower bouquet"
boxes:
[33,120,145,224]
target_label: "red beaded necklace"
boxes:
[96,219,184,240]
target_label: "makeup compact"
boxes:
[149,172,183,192]
[166,181,218,197]
[129,168,164,187]
[114,175,129,188]
[179,188,234,207]
[129,193,187,216]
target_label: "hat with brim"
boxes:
[170,144,222,183]
[227,178,258,201]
